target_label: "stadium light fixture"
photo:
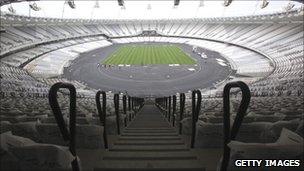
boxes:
[8,5,16,14]
[223,0,232,7]
[29,2,41,11]
[174,0,180,6]
[94,0,100,8]
[260,0,269,9]
[118,0,124,6]
[147,4,152,10]
[199,0,204,7]
[67,0,76,9]
[284,1,295,11]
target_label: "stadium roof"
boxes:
[1,0,303,20]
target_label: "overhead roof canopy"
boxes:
[1,0,303,20]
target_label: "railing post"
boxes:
[128,96,131,111]
[168,96,171,121]
[131,97,134,111]
[96,91,108,149]
[123,95,127,127]
[172,95,176,126]
[190,90,201,148]
[220,81,251,171]
[128,96,132,121]
[123,95,127,114]
[179,93,185,134]
[165,97,168,117]
[49,82,80,171]
[114,93,120,135]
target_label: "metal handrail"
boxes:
[131,96,134,111]
[128,96,131,111]
[172,95,176,126]
[165,97,168,117]
[95,90,108,149]
[48,82,79,171]
[179,93,185,134]
[168,96,172,121]
[122,95,127,127]
[123,95,127,114]
[220,81,251,171]
[190,90,201,148]
[114,93,121,135]
[128,96,132,121]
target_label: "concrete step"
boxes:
[110,144,187,151]
[114,141,184,146]
[123,129,176,133]
[128,124,170,127]
[118,136,181,141]
[115,139,183,144]
[124,128,173,130]
[94,168,205,171]
[93,160,205,171]
[121,133,178,136]
[103,151,197,160]
[95,105,205,171]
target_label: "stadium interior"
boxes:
[0,0,303,171]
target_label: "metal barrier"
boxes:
[95,90,108,149]
[220,81,251,171]
[190,90,202,148]
[48,82,80,171]
[164,97,167,117]
[123,95,128,127]
[114,93,121,135]
[131,97,134,111]
[172,95,176,126]
[128,96,132,121]
[123,95,127,114]
[168,96,172,121]
[179,93,185,134]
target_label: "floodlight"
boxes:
[94,0,100,8]
[223,0,232,7]
[29,2,41,11]
[118,0,124,6]
[8,5,16,14]
[284,2,295,11]
[260,0,269,9]
[199,0,204,7]
[67,0,76,9]
[147,4,152,10]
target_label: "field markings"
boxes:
[103,44,196,65]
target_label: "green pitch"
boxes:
[102,45,196,65]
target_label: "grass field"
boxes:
[102,45,196,65]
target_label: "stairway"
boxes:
[94,104,205,171]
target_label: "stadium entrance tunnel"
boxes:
[64,43,232,97]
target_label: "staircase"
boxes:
[94,104,205,171]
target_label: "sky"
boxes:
[1,0,303,20]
